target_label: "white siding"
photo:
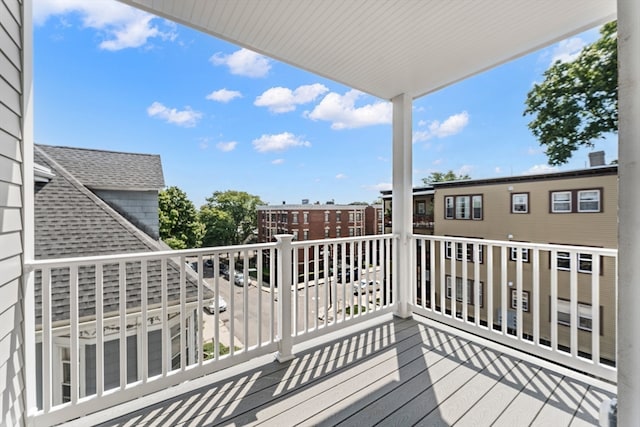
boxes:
[0,0,26,425]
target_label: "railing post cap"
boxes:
[275,234,294,243]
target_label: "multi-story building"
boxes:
[257,201,383,243]
[385,160,618,363]
[381,186,435,235]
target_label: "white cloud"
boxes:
[216,141,237,152]
[255,84,328,113]
[305,90,392,129]
[457,165,474,176]
[252,132,311,153]
[34,0,177,50]
[414,111,469,142]
[206,89,242,103]
[527,146,541,155]
[335,173,347,180]
[495,166,502,174]
[418,120,427,127]
[272,159,285,165]
[550,37,585,64]
[523,164,558,175]
[432,159,443,166]
[364,182,392,192]
[146,102,202,127]
[210,48,271,78]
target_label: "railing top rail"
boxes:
[290,234,394,248]
[414,234,618,257]
[25,241,279,269]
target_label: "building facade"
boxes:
[257,202,383,243]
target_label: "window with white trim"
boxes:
[445,197,454,219]
[511,193,529,213]
[303,212,309,224]
[292,230,299,240]
[578,190,600,212]
[324,211,329,222]
[510,247,529,262]
[472,195,482,220]
[292,212,299,224]
[556,251,571,270]
[61,347,71,403]
[303,230,309,240]
[336,211,342,222]
[417,201,426,214]
[551,191,572,213]
[324,227,330,238]
[578,253,593,272]
[445,242,483,263]
[445,276,483,307]
[456,196,470,219]
[557,299,593,331]
[511,289,530,312]
[336,226,341,237]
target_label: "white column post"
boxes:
[617,2,640,424]
[391,93,413,319]
[275,235,295,362]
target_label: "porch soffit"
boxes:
[117,0,616,101]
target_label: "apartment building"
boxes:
[430,164,618,363]
[381,186,435,235]
[257,201,383,243]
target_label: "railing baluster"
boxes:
[592,254,601,364]
[229,252,235,357]
[303,245,309,332]
[42,268,52,411]
[213,253,220,361]
[243,249,249,349]
[473,243,480,326]
[550,249,558,352]
[420,239,426,310]
[314,244,319,329]
[179,256,187,370]
[532,248,540,346]
[440,240,446,314]
[70,265,80,403]
[292,247,299,334]
[196,255,203,366]
[257,249,263,346]
[429,239,435,312]
[570,250,579,359]
[516,245,523,340]
[161,258,168,376]
[269,248,275,343]
[486,244,494,329]
[462,243,468,321]
[500,246,507,335]
[118,262,126,389]
[141,259,149,381]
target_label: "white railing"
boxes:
[412,235,618,382]
[25,235,394,426]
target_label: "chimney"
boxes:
[589,151,605,167]
[302,199,309,205]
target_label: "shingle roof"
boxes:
[34,146,209,325]
[37,144,165,191]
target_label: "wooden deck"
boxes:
[96,315,615,427]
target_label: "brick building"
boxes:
[257,202,383,243]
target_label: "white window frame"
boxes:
[557,299,594,331]
[303,212,309,224]
[510,289,530,312]
[551,191,572,213]
[336,211,342,222]
[472,195,482,220]
[455,196,471,219]
[578,253,593,273]
[445,196,454,219]
[417,201,426,214]
[511,193,529,213]
[445,276,483,307]
[578,190,601,212]
[324,227,330,238]
[324,211,330,222]
[510,247,529,262]
[292,212,299,224]
[556,251,571,270]
[303,229,309,240]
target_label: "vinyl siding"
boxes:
[0,0,26,425]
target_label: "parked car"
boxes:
[204,296,227,314]
[353,279,381,295]
[234,272,247,286]
[204,259,214,268]
[335,266,359,283]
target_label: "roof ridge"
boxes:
[34,146,164,252]
[35,143,161,158]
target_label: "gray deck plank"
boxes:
[453,357,538,427]
[95,316,616,427]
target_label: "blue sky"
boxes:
[33,1,617,207]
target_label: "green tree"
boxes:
[422,170,471,185]
[159,186,203,249]
[524,21,617,165]
[202,190,265,245]
[199,206,236,247]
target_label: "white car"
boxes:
[234,272,247,286]
[204,296,227,314]
[353,279,381,295]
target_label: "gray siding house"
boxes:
[33,145,210,407]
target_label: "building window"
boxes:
[556,251,571,270]
[378,210,383,220]
[292,212,299,224]
[417,201,426,214]
[170,323,181,370]
[378,224,383,233]
[445,197,454,219]
[336,226,341,237]
[472,195,482,220]
[303,230,309,240]
[356,212,362,221]
[303,212,309,224]
[511,290,530,312]
[349,212,354,222]
[455,196,470,219]
[61,347,71,403]
[324,228,330,238]
[556,299,594,331]
[292,230,299,240]
[551,191,572,213]
[445,276,483,307]
[578,253,593,273]
[336,211,341,222]
[511,193,529,213]
[324,211,330,222]
[349,227,355,237]
[578,190,601,212]
[445,241,483,263]
[510,247,530,263]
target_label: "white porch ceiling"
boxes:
[119,0,616,101]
